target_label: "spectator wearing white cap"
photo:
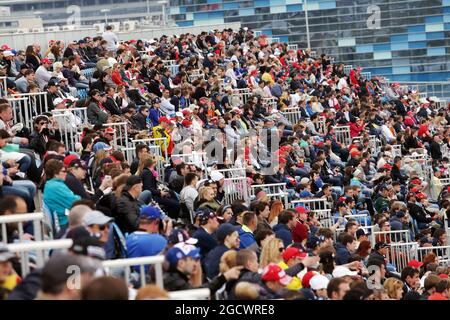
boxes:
[310,274,330,300]
[83,210,114,244]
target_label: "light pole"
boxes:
[157,0,168,27]
[100,8,110,25]
[304,0,311,50]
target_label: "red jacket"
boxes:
[349,122,365,138]
[111,70,127,86]
[349,69,358,86]
[428,293,448,300]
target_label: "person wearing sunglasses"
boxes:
[43,159,81,232]
[82,210,113,244]
[29,115,61,159]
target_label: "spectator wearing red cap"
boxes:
[35,58,53,90]
[260,263,291,299]
[407,191,441,230]
[152,116,171,155]
[292,206,310,244]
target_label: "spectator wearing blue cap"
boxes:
[192,209,220,261]
[126,205,168,263]
[164,242,242,294]
[92,141,112,154]
[204,223,240,279]
[164,242,202,291]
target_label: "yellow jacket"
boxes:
[152,125,170,154]
[278,261,303,291]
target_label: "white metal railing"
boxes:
[439,178,450,187]
[371,229,411,246]
[8,97,32,131]
[223,176,249,205]
[171,152,207,170]
[250,183,288,207]
[344,214,371,226]
[386,242,418,273]
[333,125,351,146]
[416,246,450,263]
[169,288,210,300]
[282,107,302,125]
[103,255,164,289]
[306,116,327,135]
[13,91,50,115]
[52,108,88,152]
[104,122,130,151]
[312,209,333,229]
[290,198,329,211]
[6,239,73,277]
[234,88,252,105]
[262,97,277,109]
[0,212,45,244]
[368,135,381,156]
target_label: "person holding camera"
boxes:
[29,114,61,159]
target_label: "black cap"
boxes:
[356,229,367,239]
[126,175,142,188]
[70,235,106,260]
[48,79,59,87]
[395,211,406,218]
[195,208,219,225]
[68,159,87,170]
[374,242,389,250]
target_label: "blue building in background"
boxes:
[169,0,450,82]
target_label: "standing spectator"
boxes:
[102,26,118,52]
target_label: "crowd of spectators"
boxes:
[0,26,450,300]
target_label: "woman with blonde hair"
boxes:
[195,186,221,211]
[383,277,404,300]
[268,200,284,227]
[259,237,284,268]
